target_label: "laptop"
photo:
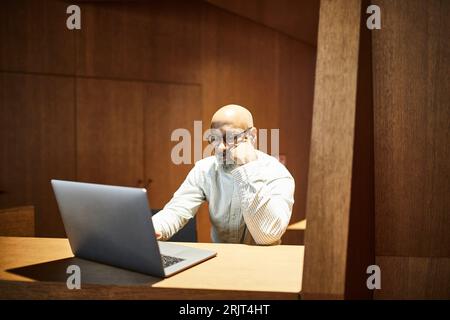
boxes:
[51,179,217,278]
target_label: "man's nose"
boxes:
[216,141,227,152]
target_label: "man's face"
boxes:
[207,125,250,165]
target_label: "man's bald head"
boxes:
[211,104,254,130]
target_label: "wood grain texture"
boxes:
[206,0,320,46]
[201,3,280,132]
[374,256,450,300]
[76,0,201,83]
[76,78,145,187]
[372,0,450,258]
[302,0,362,298]
[0,206,35,237]
[0,73,76,237]
[144,83,201,209]
[282,220,306,245]
[344,0,375,298]
[0,237,303,299]
[281,230,305,246]
[0,0,75,74]
[278,34,316,223]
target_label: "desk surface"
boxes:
[287,219,307,230]
[0,237,303,299]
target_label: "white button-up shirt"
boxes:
[152,150,295,245]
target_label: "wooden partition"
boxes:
[372,0,450,299]
[302,0,374,299]
[303,0,449,300]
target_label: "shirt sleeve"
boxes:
[231,160,295,245]
[151,163,206,240]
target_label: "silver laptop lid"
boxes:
[51,179,165,277]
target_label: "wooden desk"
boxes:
[0,237,303,299]
[288,219,307,231]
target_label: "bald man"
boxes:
[152,104,295,245]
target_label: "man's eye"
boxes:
[209,136,220,143]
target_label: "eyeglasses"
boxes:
[207,127,252,147]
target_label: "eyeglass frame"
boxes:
[207,127,253,147]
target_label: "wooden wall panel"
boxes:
[278,35,316,223]
[375,256,450,300]
[76,0,201,83]
[302,0,363,299]
[201,3,280,132]
[76,78,144,187]
[344,2,375,298]
[144,84,201,209]
[206,0,320,46]
[373,0,450,258]
[0,0,75,74]
[0,73,75,237]
[372,0,449,299]
[144,83,207,240]
[0,206,35,237]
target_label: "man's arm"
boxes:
[231,161,295,245]
[152,163,205,240]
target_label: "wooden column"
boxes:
[302,0,374,299]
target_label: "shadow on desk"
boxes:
[7,257,162,286]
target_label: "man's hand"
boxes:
[230,140,257,165]
[155,231,162,240]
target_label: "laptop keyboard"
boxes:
[161,254,185,268]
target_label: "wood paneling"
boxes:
[76,0,201,83]
[282,219,306,245]
[371,0,449,299]
[206,0,320,46]
[77,80,208,239]
[0,206,35,237]
[201,3,280,131]
[375,256,450,299]
[345,2,375,298]
[76,78,144,187]
[302,0,363,299]
[0,0,75,74]
[373,0,450,258]
[0,73,76,237]
[144,83,201,208]
[278,34,316,223]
